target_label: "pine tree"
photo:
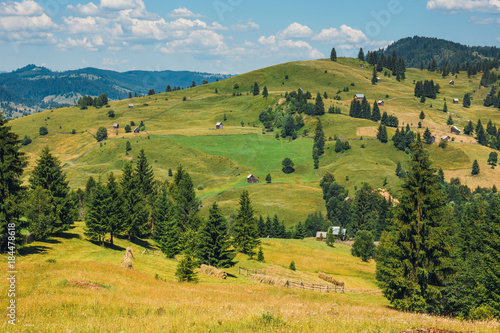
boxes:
[377,124,388,143]
[252,82,260,96]
[313,118,325,155]
[464,120,474,135]
[289,260,296,270]
[330,47,337,62]
[257,215,266,238]
[315,92,325,115]
[29,146,73,233]
[105,173,124,245]
[265,216,273,238]
[0,116,26,252]
[233,191,259,257]
[263,86,268,98]
[371,101,381,122]
[488,152,498,166]
[176,171,201,230]
[265,173,272,183]
[371,66,378,85]
[358,48,365,61]
[395,161,406,178]
[423,128,433,145]
[197,202,237,268]
[443,102,448,113]
[121,162,149,239]
[376,138,451,313]
[166,85,171,92]
[175,254,198,282]
[352,230,375,262]
[85,182,107,245]
[295,222,306,239]
[463,93,471,108]
[154,190,180,258]
[257,246,265,262]
[134,149,155,197]
[446,116,453,125]
[419,111,425,120]
[476,119,487,146]
[326,227,335,247]
[472,160,480,175]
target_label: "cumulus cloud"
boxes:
[67,2,100,16]
[312,25,368,44]
[161,30,228,55]
[0,13,57,32]
[230,19,260,32]
[168,7,203,18]
[427,0,500,12]
[100,0,144,11]
[0,0,44,16]
[278,22,313,39]
[469,16,500,24]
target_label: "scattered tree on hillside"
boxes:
[252,82,260,96]
[232,190,259,257]
[423,128,433,145]
[463,93,471,108]
[443,101,448,113]
[330,47,337,61]
[96,127,107,142]
[265,173,272,183]
[377,124,388,143]
[282,158,295,174]
[352,230,375,262]
[263,86,268,98]
[488,152,498,166]
[358,48,365,61]
[472,160,480,175]
[25,186,56,240]
[39,127,48,136]
[447,116,453,125]
[371,66,378,85]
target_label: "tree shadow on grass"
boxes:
[54,232,80,240]
[226,273,238,278]
[115,235,155,249]
[19,245,51,256]
[86,239,125,252]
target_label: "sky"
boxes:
[0,0,499,74]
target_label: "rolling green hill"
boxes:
[9,57,500,225]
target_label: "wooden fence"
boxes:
[238,266,344,293]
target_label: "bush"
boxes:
[71,129,76,134]
[289,260,296,271]
[124,124,132,133]
[39,127,48,136]
[351,230,375,262]
[107,110,115,118]
[96,127,107,142]
[282,158,295,174]
[21,135,32,146]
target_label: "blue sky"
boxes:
[0,0,499,74]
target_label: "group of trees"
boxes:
[392,125,416,152]
[312,119,325,169]
[284,89,325,116]
[463,118,500,151]
[484,86,500,109]
[365,50,407,81]
[376,137,500,319]
[349,97,380,121]
[258,106,304,139]
[77,94,108,109]
[414,80,440,100]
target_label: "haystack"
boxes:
[200,264,227,279]
[251,274,288,287]
[121,246,134,269]
[318,272,344,286]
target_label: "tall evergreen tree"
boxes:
[263,86,268,98]
[358,48,365,61]
[471,160,480,175]
[25,186,56,240]
[423,128,433,145]
[153,189,179,258]
[85,181,107,245]
[371,66,378,85]
[315,92,325,115]
[376,138,451,313]
[443,101,448,113]
[330,47,337,61]
[253,82,260,96]
[134,149,155,197]
[232,190,260,256]
[121,162,149,239]
[105,173,124,245]
[197,202,237,268]
[371,101,381,121]
[464,120,474,135]
[313,118,325,155]
[463,93,471,108]
[0,116,26,252]
[176,171,201,230]
[257,215,266,238]
[377,124,388,143]
[29,146,74,233]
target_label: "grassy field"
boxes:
[1,223,498,332]
[8,57,500,225]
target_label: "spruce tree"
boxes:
[105,173,124,245]
[257,215,266,237]
[253,82,260,96]
[488,152,498,166]
[330,47,337,61]
[121,162,149,239]
[257,246,265,262]
[443,102,448,113]
[371,101,381,122]
[265,173,272,183]
[313,118,326,155]
[326,227,335,247]
[25,186,56,240]
[176,171,200,230]
[0,116,26,252]
[352,230,375,262]
[419,111,425,120]
[196,202,237,268]
[358,47,365,61]
[464,120,474,135]
[265,216,273,237]
[134,149,155,197]
[377,124,388,143]
[472,160,480,175]
[154,190,180,258]
[232,191,260,257]
[85,181,107,245]
[463,93,471,108]
[175,254,198,282]
[423,128,433,145]
[376,138,451,313]
[315,92,325,115]
[29,146,73,232]
[263,86,268,98]
[446,116,453,125]
[371,66,378,85]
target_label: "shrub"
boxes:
[351,230,375,262]
[39,127,48,136]
[289,260,296,271]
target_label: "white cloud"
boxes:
[258,35,276,45]
[0,13,57,32]
[278,22,313,39]
[100,0,144,11]
[230,19,260,32]
[58,37,97,50]
[168,7,203,18]
[67,2,99,16]
[427,0,500,12]
[63,16,99,34]
[0,0,44,16]
[161,30,228,55]
[313,25,368,44]
[469,16,500,24]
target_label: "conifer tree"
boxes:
[176,171,200,230]
[472,160,480,175]
[446,116,453,125]
[265,173,272,183]
[105,173,123,245]
[376,137,451,313]
[313,118,326,155]
[326,227,335,247]
[358,48,365,61]
[197,202,237,268]
[85,181,107,245]
[0,116,26,252]
[352,230,375,262]
[423,128,433,145]
[463,93,471,108]
[330,47,337,61]
[377,124,388,143]
[134,149,155,197]
[475,119,487,146]
[257,246,265,262]
[263,86,268,98]
[371,66,378,85]
[265,216,273,237]
[295,221,306,239]
[443,101,448,113]
[232,191,259,257]
[253,82,260,96]
[488,152,498,166]
[257,215,266,237]
[315,92,325,115]
[25,186,56,240]
[175,254,198,282]
[464,120,474,135]
[154,189,180,258]
[419,111,425,120]
[121,162,149,239]
[371,101,381,121]
[29,146,74,232]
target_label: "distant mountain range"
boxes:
[381,36,500,68]
[0,65,233,109]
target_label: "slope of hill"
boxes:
[9,57,500,225]
[0,65,232,109]
[1,222,497,332]
[382,36,500,68]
